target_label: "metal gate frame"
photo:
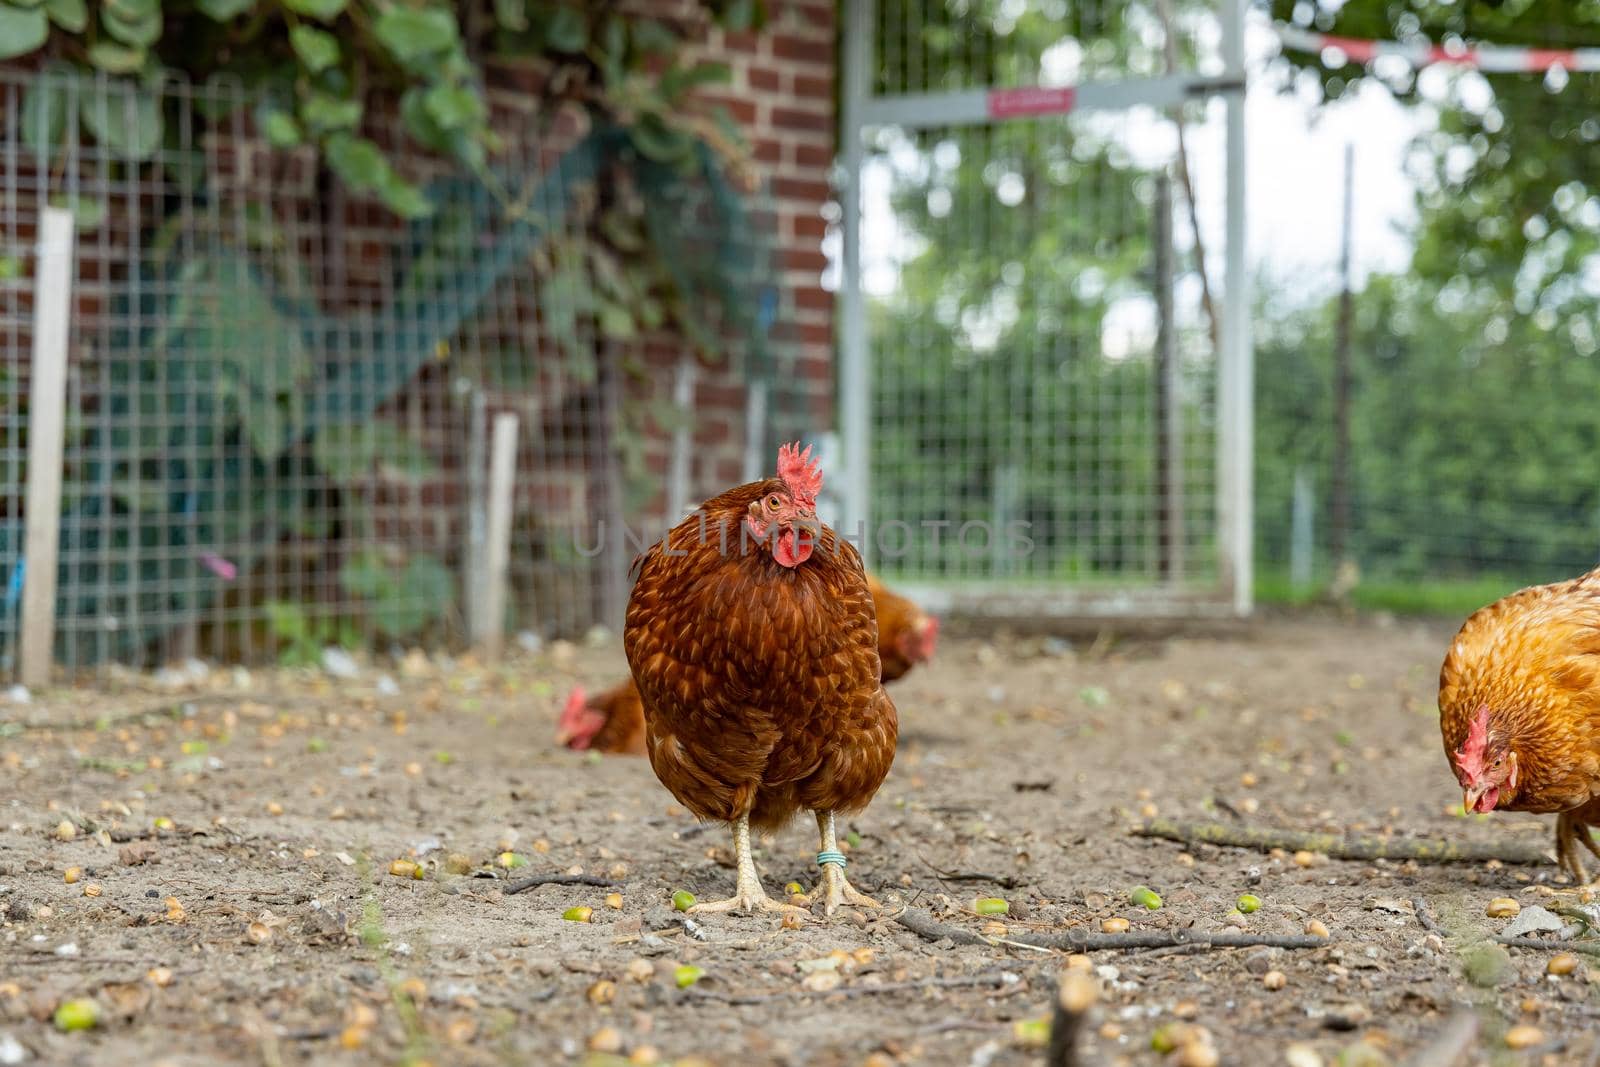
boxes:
[836,0,1254,618]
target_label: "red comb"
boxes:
[558,686,588,729]
[777,442,822,508]
[1457,705,1490,777]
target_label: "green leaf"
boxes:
[79,88,163,161]
[400,86,450,150]
[102,4,162,47]
[104,0,157,18]
[628,112,691,163]
[283,0,345,19]
[661,61,731,101]
[0,257,21,281]
[86,40,147,73]
[324,133,387,193]
[543,5,586,52]
[48,194,107,231]
[493,0,526,31]
[6,0,46,9]
[422,82,484,131]
[716,0,761,32]
[0,6,48,59]
[44,0,87,32]
[377,172,433,219]
[21,78,71,159]
[299,89,361,134]
[257,106,301,148]
[373,6,458,64]
[289,24,339,73]
[314,422,438,482]
[631,18,677,55]
[195,0,252,19]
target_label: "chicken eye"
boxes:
[767,495,782,510]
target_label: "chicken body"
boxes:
[624,456,897,916]
[1439,567,1600,880]
[562,573,934,756]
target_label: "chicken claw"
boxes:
[808,810,881,916]
[1556,812,1600,885]
[690,813,809,918]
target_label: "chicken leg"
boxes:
[809,810,879,915]
[688,813,806,916]
[1555,812,1600,885]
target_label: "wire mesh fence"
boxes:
[1255,14,1600,614]
[0,69,803,673]
[855,0,1231,612]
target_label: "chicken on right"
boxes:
[1438,567,1600,881]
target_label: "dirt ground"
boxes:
[1,612,1595,1066]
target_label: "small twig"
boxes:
[504,874,622,894]
[1137,818,1551,866]
[916,852,1026,890]
[1412,896,1444,936]
[687,971,1017,1005]
[1498,936,1600,957]
[894,908,1330,952]
[1046,971,1098,1067]
[279,1026,342,1042]
[1399,1011,1479,1067]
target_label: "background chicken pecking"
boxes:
[622,443,897,916]
[1438,567,1600,881]
[559,573,936,756]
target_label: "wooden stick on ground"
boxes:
[1498,936,1600,957]
[1137,818,1551,866]
[1046,971,1098,1067]
[894,908,1330,952]
[1399,1012,1479,1067]
[504,874,622,894]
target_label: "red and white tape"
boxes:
[1275,22,1600,74]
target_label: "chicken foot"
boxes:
[806,810,879,916]
[688,813,807,917]
[1555,812,1600,885]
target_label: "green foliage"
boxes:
[8,1,763,222]
[265,600,358,667]
[1256,3,1600,599]
[338,549,455,640]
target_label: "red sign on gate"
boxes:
[985,86,1078,119]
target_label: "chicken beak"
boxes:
[1463,784,1488,813]
[555,726,574,746]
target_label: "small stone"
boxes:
[1262,970,1287,991]
[587,1027,624,1054]
[1284,1043,1323,1067]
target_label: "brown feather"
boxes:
[623,479,897,830]
[1438,567,1600,814]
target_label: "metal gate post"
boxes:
[839,0,874,564]
[1220,0,1254,615]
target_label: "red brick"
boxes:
[785,247,828,273]
[787,212,828,240]
[702,93,758,124]
[721,30,761,53]
[794,73,832,98]
[773,176,831,202]
[747,65,782,92]
[753,137,782,165]
[794,287,832,312]
[772,107,831,134]
[793,142,833,168]
[773,35,832,65]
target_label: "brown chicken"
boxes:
[556,680,647,756]
[867,573,940,684]
[623,443,897,916]
[560,573,936,756]
[1439,567,1600,881]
